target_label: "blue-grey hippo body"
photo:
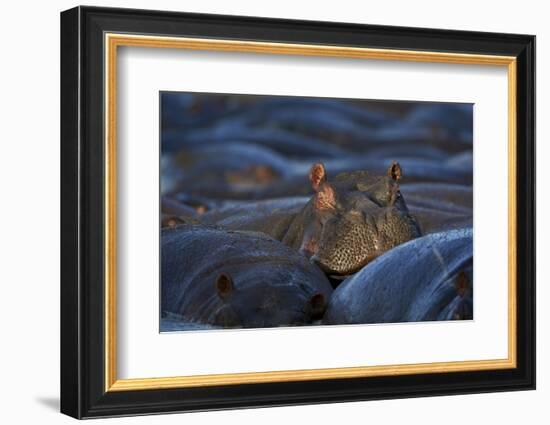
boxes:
[161,224,333,329]
[323,228,473,324]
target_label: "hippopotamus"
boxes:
[161,92,245,145]
[401,183,472,211]
[164,151,472,202]
[317,157,472,186]
[244,97,393,130]
[199,187,470,237]
[175,125,351,160]
[160,196,206,228]
[323,228,473,325]
[161,224,333,329]
[404,103,473,145]
[399,182,472,234]
[203,162,421,276]
[173,142,291,185]
[164,96,394,155]
[405,206,472,235]
[201,196,309,226]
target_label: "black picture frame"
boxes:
[61,5,535,419]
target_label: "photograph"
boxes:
[159,92,474,331]
[57,4,536,419]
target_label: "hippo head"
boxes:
[211,273,327,328]
[300,162,420,276]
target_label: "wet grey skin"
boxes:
[161,225,333,329]
[204,162,421,277]
[399,182,472,235]
[322,228,473,325]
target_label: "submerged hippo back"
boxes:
[323,228,473,324]
[161,225,333,329]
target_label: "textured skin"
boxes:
[285,166,421,275]
[161,225,333,328]
[323,228,473,324]
[310,207,420,275]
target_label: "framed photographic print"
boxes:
[60,6,536,419]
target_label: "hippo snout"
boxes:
[291,162,421,277]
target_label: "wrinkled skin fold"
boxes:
[323,228,473,324]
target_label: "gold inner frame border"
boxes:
[104,33,517,392]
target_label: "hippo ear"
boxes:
[309,163,327,192]
[387,162,402,181]
[215,273,234,300]
[309,293,326,320]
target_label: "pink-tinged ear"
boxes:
[309,163,327,192]
[314,183,336,210]
[215,273,233,300]
[387,161,403,181]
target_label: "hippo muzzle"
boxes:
[297,162,421,276]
